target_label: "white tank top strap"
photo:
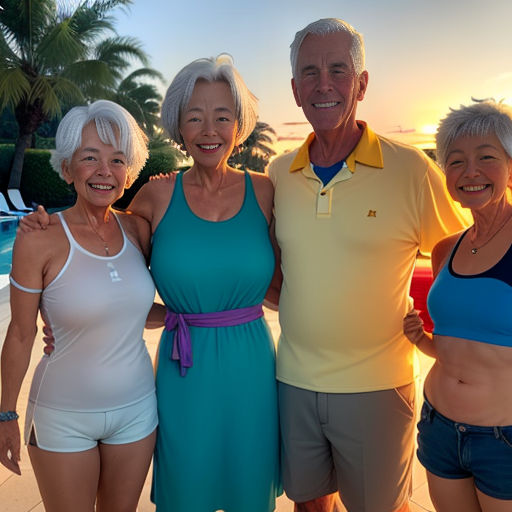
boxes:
[9,275,42,293]
[56,211,77,252]
[56,210,127,258]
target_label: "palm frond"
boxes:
[28,76,64,117]
[36,16,88,69]
[0,66,30,110]
[61,59,116,88]
[120,66,164,84]
[63,1,116,45]
[94,35,148,72]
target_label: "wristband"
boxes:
[0,411,19,422]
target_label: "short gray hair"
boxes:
[50,100,149,182]
[436,99,512,169]
[290,18,365,80]
[161,54,258,147]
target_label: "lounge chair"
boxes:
[0,192,26,216]
[7,189,33,212]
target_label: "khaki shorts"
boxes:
[278,382,416,512]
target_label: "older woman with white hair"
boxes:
[129,54,280,511]
[404,99,512,511]
[0,100,160,511]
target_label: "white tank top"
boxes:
[28,211,156,411]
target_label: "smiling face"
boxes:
[291,31,368,133]
[62,122,129,207]
[179,80,238,170]
[444,133,512,211]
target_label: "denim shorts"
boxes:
[417,396,512,499]
[26,392,158,453]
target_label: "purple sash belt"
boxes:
[164,304,264,376]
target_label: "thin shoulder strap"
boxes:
[110,211,127,244]
[447,229,470,269]
[56,211,77,249]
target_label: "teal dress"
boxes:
[150,171,280,512]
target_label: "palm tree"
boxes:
[110,67,164,137]
[0,0,149,188]
[229,121,277,173]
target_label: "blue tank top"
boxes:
[427,230,512,347]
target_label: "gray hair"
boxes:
[436,99,512,169]
[290,18,365,80]
[50,100,149,182]
[161,54,258,147]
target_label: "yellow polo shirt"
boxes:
[268,124,467,392]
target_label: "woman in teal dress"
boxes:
[130,55,280,511]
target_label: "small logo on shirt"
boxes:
[367,210,377,217]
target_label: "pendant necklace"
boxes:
[470,210,512,255]
[85,212,122,282]
[86,213,110,256]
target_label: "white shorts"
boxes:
[25,392,158,452]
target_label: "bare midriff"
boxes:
[425,335,512,426]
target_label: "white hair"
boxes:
[50,100,149,182]
[161,54,258,147]
[436,99,512,169]
[290,18,365,79]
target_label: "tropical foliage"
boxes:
[229,121,276,173]
[109,67,164,137]
[0,0,151,188]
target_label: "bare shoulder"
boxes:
[12,214,67,286]
[128,172,177,229]
[431,232,463,276]
[14,213,64,252]
[248,171,274,223]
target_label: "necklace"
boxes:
[86,212,111,256]
[470,210,512,255]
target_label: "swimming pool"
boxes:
[0,216,19,286]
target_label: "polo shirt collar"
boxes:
[289,121,384,173]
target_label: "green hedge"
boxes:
[21,150,76,208]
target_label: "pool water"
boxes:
[0,216,19,282]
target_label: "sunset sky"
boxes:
[109,0,512,153]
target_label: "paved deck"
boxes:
[0,285,435,511]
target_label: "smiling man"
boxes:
[267,18,468,512]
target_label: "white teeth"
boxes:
[90,184,113,190]
[314,101,338,108]
[462,185,487,192]
[199,144,220,150]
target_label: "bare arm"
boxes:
[264,217,282,310]
[146,303,166,329]
[403,310,435,358]
[0,233,45,474]
[127,174,176,234]
[403,234,461,358]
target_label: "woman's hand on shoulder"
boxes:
[249,171,274,224]
[17,205,51,232]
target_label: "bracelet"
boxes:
[0,411,19,422]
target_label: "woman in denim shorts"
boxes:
[404,99,512,512]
